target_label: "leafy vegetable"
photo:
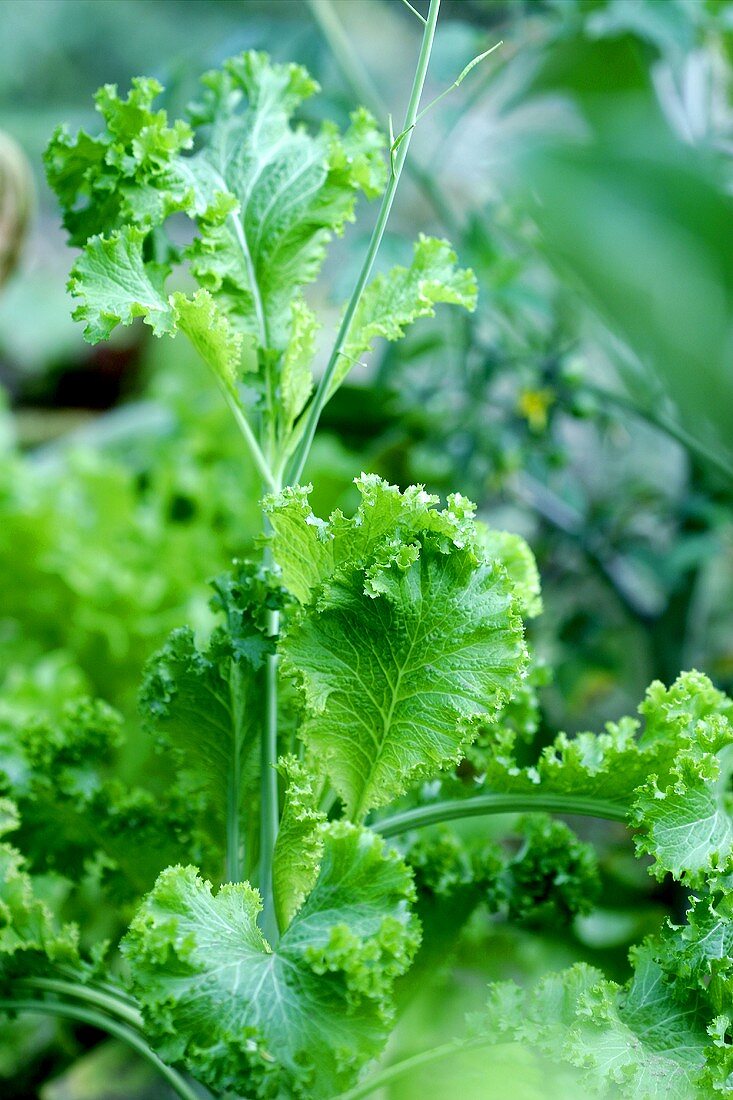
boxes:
[123,824,419,1098]
[2,17,727,1100]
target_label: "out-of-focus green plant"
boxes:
[1,2,733,1098]
[0,132,32,289]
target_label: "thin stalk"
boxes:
[226,658,246,883]
[259,603,281,942]
[56,966,139,1008]
[336,1036,510,1100]
[0,999,201,1100]
[18,977,143,1029]
[222,389,277,492]
[307,0,460,232]
[374,792,628,839]
[287,0,442,485]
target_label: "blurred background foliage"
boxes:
[1,0,733,1096]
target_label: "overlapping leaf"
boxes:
[333,234,477,391]
[474,934,732,1098]
[186,53,385,352]
[270,477,527,820]
[272,755,326,931]
[122,823,420,1098]
[0,801,79,980]
[140,564,275,866]
[45,52,385,399]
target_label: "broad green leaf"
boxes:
[632,714,733,888]
[266,474,480,606]
[335,234,477,392]
[186,53,386,351]
[123,823,419,1098]
[272,755,326,931]
[476,940,727,1098]
[283,536,526,821]
[69,226,174,342]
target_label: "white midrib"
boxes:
[351,615,421,823]
[208,164,269,351]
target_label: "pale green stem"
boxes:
[18,977,143,1029]
[307,0,460,233]
[374,792,628,839]
[0,999,201,1100]
[286,0,442,485]
[225,658,247,883]
[222,388,277,492]
[260,603,281,942]
[336,1036,512,1100]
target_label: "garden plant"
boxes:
[1,3,733,1098]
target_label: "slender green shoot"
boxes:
[285,0,443,485]
[18,977,143,1029]
[374,792,629,839]
[400,0,427,23]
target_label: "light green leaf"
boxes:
[475,671,727,807]
[660,887,733,1003]
[272,755,326,931]
[266,474,480,606]
[0,804,79,976]
[280,297,318,429]
[171,289,246,396]
[44,77,195,245]
[632,714,733,888]
[187,52,386,352]
[476,941,726,1098]
[335,234,477,391]
[478,527,543,619]
[69,226,174,342]
[123,823,419,1098]
[283,537,526,821]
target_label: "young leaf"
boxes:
[186,53,386,351]
[171,289,246,397]
[44,77,195,245]
[68,226,174,342]
[266,474,481,606]
[272,755,326,931]
[123,822,420,1098]
[280,298,319,430]
[334,234,477,391]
